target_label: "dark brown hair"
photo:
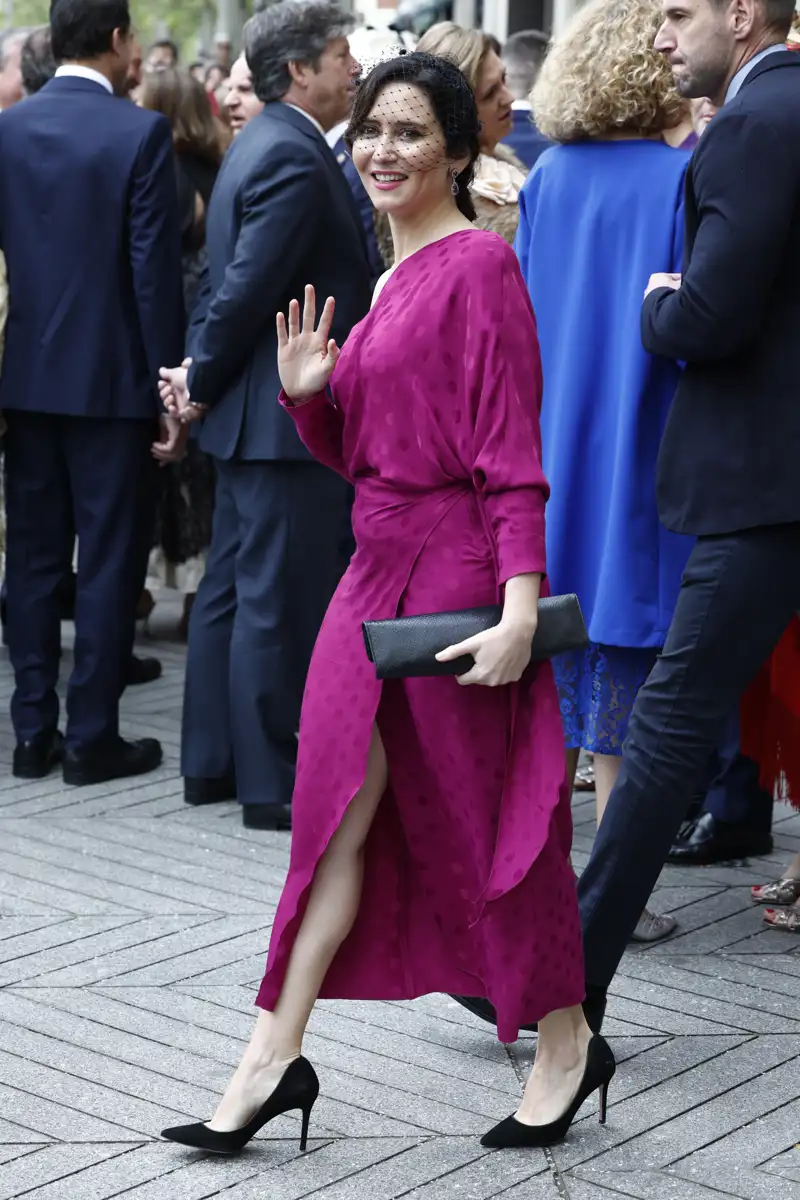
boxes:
[345,52,481,222]
[139,68,229,164]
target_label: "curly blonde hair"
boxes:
[532,0,683,142]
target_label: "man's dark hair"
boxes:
[150,37,178,62]
[759,0,794,35]
[244,0,354,104]
[49,0,131,62]
[21,25,56,93]
[709,0,794,35]
[501,29,549,99]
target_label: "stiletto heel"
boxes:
[598,1079,609,1125]
[480,1034,616,1149]
[299,1102,313,1152]
[161,1056,320,1156]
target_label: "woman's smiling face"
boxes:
[350,82,453,216]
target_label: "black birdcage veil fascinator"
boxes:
[345,51,481,220]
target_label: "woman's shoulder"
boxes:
[441,230,526,305]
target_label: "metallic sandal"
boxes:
[573,760,595,793]
[630,909,678,943]
[764,907,800,932]
[751,878,800,906]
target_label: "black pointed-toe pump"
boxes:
[481,1034,616,1149]
[161,1056,320,1155]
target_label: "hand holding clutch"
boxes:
[362,595,588,681]
[435,616,536,686]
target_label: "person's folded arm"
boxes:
[188,144,323,409]
[641,113,796,363]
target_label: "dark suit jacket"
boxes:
[331,134,385,278]
[188,103,373,462]
[0,76,184,420]
[642,53,800,536]
[501,107,550,172]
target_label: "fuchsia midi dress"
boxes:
[256,230,584,1042]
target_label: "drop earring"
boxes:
[451,167,460,196]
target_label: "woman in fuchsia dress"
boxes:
[162,51,614,1160]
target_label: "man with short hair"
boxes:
[0,0,185,786]
[0,28,31,109]
[146,37,177,71]
[500,29,550,169]
[577,0,800,1018]
[223,52,263,134]
[161,1,373,830]
[455,0,800,1037]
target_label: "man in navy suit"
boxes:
[0,0,185,786]
[161,1,373,830]
[500,30,551,170]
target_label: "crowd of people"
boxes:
[1,0,799,1160]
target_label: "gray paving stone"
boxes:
[398,1150,549,1198]
[0,916,212,984]
[0,1143,129,1199]
[0,608,797,1196]
[569,1169,738,1200]
[0,1147,43,1167]
[552,1036,800,1172]
[21,917,272,987]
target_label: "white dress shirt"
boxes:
[725,43,788,103]
[54,65,114,94]
[283,102,325,137]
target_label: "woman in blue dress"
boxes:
[515,0,692,940]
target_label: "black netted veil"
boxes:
[344,51,481,219]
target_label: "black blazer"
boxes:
[641,52,800,536]
[0,77,184,420]
[188,102,373,462]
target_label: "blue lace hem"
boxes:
[553,642,660,755]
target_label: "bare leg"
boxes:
[565,747,580,792]
[516,1006,593,1126]
[593,752,620,824]
[208,725,388,1132]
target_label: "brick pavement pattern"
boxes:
[0,597,799,1198]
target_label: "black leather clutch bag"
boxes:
[362,594,588,680]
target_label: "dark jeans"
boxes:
[578,523,800,989]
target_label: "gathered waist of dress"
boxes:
[350,475,489,560]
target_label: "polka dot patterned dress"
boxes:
[256,230,584,1043]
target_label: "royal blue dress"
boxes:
[516,140,693,754]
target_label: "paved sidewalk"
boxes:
[0,597,799,1199]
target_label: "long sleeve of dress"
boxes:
[468,246,549,584]
[278,388,352,481]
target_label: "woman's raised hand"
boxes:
[277,285,339,403]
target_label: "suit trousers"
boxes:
[4,411,158,750]
[578,523,800,988]
[181,457,350,809]
[699,713,773,829]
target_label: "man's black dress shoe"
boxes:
[63,737,163,787]
[242,803,292,831]
[667,812,773,865]
[13,731,64,780]
[451,985,607,1036]
[126,656,162,686]
[184,776,237,806]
